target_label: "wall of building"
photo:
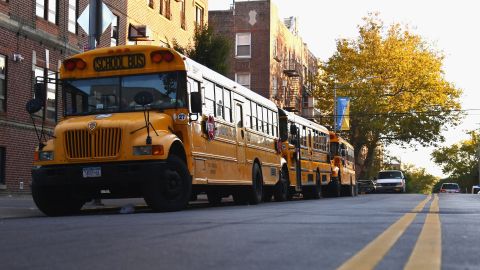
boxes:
[209,0,318,115]
[0,0,206,194]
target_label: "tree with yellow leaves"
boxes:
[314,13,462,179]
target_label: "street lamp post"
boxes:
[333,86,337,131]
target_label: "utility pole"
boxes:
[88,0,102,50]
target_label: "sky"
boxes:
[209,0,480,178]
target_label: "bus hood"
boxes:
[55,112,173,134]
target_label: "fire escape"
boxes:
[283,60,301,112]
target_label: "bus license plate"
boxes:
[83,167,101,178]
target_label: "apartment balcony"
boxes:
[283,61,301,77]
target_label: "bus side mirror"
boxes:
[25,98,43,114]
[190,92,202,114]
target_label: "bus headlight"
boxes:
[133,145,164,156]
[35,151,54,161]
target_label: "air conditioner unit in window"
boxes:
[128,24,152,41]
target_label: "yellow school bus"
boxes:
[27,45,283,216]
[328,132,357,196]
[278,109,332,199]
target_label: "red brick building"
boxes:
[0,0,207,194]
[209,0,319,117]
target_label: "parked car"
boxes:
[440,183,461,193]
[357,179,376,194]
[374,170,406,193]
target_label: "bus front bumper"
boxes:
[31,160,168,199]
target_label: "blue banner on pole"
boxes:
[336,97,350,131]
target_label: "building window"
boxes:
[160,0,171,19]
[46,71,57,121]
[236,33,251,58]
[195,4,204,27]
[0,55,5,113]
[271,76,277,97]
[34,66,57,122]
[180,0,186,30]
[0,147,5,185]
[68,0,76,33]
[35,0,44,18]
[236,73,251,89]
[147,0,154,9]
[110,14,119,46]
[36,0,57,24]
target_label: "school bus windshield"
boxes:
[63,71,187,116]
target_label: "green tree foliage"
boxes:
[313,13,463,179]
[402,164,439,194]
[174,25,231,75]
[431,131,479,191]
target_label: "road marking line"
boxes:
[337,195,432,270]
[404,194,441,270]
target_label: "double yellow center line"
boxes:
[338,194,441,270]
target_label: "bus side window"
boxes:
[235,103,243,128]
[215,85,224,119]
[203,80,215,116]
[224,89,232,122]
[245,99,251,128]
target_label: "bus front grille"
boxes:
[65,128,122,159]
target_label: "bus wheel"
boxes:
[207,191,222,206]
[249,164,263,205]
[32,185,84,216]
[274,168,289,202]
[143,155,191,212]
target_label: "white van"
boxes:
[375,170,406,193]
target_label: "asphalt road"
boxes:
[1,193,479,270]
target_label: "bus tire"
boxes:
[249,163,263,205]
[143,155,191,212]
[32,185,84,216]
[342,179,355,197]
[274,168,289,202]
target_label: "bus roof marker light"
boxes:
[163,51,174,62]
[76,59,87,70]
[64,59,76,71]
[151,52,163,63]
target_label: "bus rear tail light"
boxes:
[64,58,87,71]
[150,51,175,63]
